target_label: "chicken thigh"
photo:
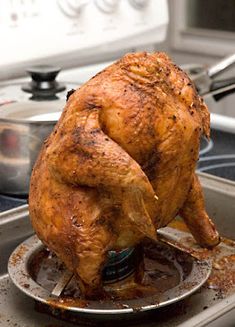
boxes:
[29,52,220,298]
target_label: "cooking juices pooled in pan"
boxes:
[29,240,188,303]
[8,232,211,319]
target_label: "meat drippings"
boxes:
[29,241,190,308]
[169,219,235,296]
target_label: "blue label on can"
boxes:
[103,247,137,283]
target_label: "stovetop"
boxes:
[0,194,27,213]
[0,129,234,214]
[198,129,235,180]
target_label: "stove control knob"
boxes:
[129,0,149,10]
[95,0,119,13]
[57,0,88,18]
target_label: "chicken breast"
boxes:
[29,52,220,298]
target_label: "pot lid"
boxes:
[0,65,79,123]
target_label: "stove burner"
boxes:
[198,154,235,181]
[0,193,27,213]
[199,138,214,156]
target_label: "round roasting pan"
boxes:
[8,234,211,319]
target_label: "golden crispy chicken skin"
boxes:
[29,52,220,297]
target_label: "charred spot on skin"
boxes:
[66,89,76,101]
[84,99,102,111]
[190,111,195,116]
[78,149,93,160]
[169,115,177,121]
[72,127,92,144]
[85,102,97,110]
[96,218,115,235]
[72,129,81,144]
[95,209,118,232]
[142,150,160,181]
[128,82,146,100]
[95,216,106,226]
[90,128,101,135]
[83,139,97,147]
[69,144,93,160]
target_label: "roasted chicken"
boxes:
[29,52,220,298]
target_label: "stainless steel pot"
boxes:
[0,66,78,195]
[181,53,235,100]
[182,54,235,134]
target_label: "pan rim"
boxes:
[8,234,212,315]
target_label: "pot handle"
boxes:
[21,65,66,101]
[208,54,235,79]
[210,77,235,101]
